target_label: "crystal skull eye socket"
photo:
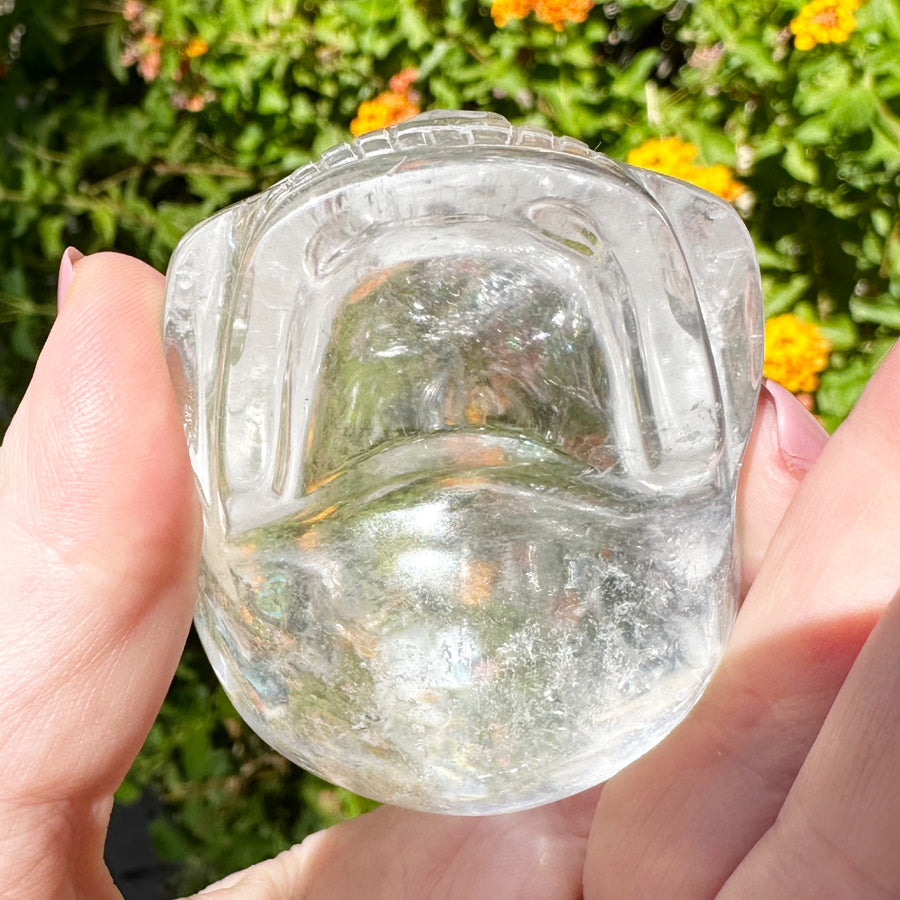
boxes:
[164,110,763,815]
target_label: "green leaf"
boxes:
[861,230,883,266]
[103,22,129,85]
[149,816,193,864]
[729,37,783,84]
[89,204,118,246]
[756,244,800,272]
[610,49,661,100]
[870,207,893,237]
[816,355,877,427]
[693,128,738,165]
[859,0,900,39]
[826,86,877,135]
[289,93,316,124]
[860,123,900,169]
[782,141,818,184]
[793,115,832,146]
[762,273,813,316]
[884,221,900,277]
[794,56,853,116]
[11,319,41,362]
[818,314,859,351]
[114,781,143,805]
[849,295,900,329]
[258,82,290,115]
[559,39,597,69]
[37,214,67,259]
[398,1,431,48]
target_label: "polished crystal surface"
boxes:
[164,110,763,814]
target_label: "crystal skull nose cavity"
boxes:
[164,110,763,815]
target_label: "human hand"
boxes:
[1,250,896,899]
[582,345,900,899]
[195,342,900,898]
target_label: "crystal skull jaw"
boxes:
[204,421,738,814]
[204,474,737,815]
[164,110,763,814]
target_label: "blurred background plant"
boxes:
[1,0,898,891]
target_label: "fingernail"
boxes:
[57,246,84,310]
[761,377,829,478]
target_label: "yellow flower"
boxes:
[350,90,421,137]
[533,0,595,30]
[688,164,746,203]
[490,0,534,27]
[627,137,745,202]
[763,314,832,393]
[627,137,698,179]
[790,0,859,51]
[184,37,209,59]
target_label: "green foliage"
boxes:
[1,0,897,435]
[678,0,900,417]
[1,0,899,890]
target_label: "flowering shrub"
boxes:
[119,1,215,109]
[1,0,898,888]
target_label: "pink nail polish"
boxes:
[760,377,829,477]
[57,246,84,310]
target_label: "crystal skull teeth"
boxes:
[164,110,763,815]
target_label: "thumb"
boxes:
[0,250,200,806]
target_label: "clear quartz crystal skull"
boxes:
[164,110,763,815]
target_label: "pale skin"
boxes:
[0,251,898,899]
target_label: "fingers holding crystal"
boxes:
[584,339,900,900]
[717,586,900,898]
[736,378,829,594]
[186,788,600,900]
[734,340,900,642]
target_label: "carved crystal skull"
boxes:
[164,111,763,814]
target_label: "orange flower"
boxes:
[626,136,745,203]
[490,0,534,27]
[763,314,832,393]
[533,0,594,29]
[350,90,420,137]
[490,0,594,28]
[184,37,209,59]
[389,67,419,95]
